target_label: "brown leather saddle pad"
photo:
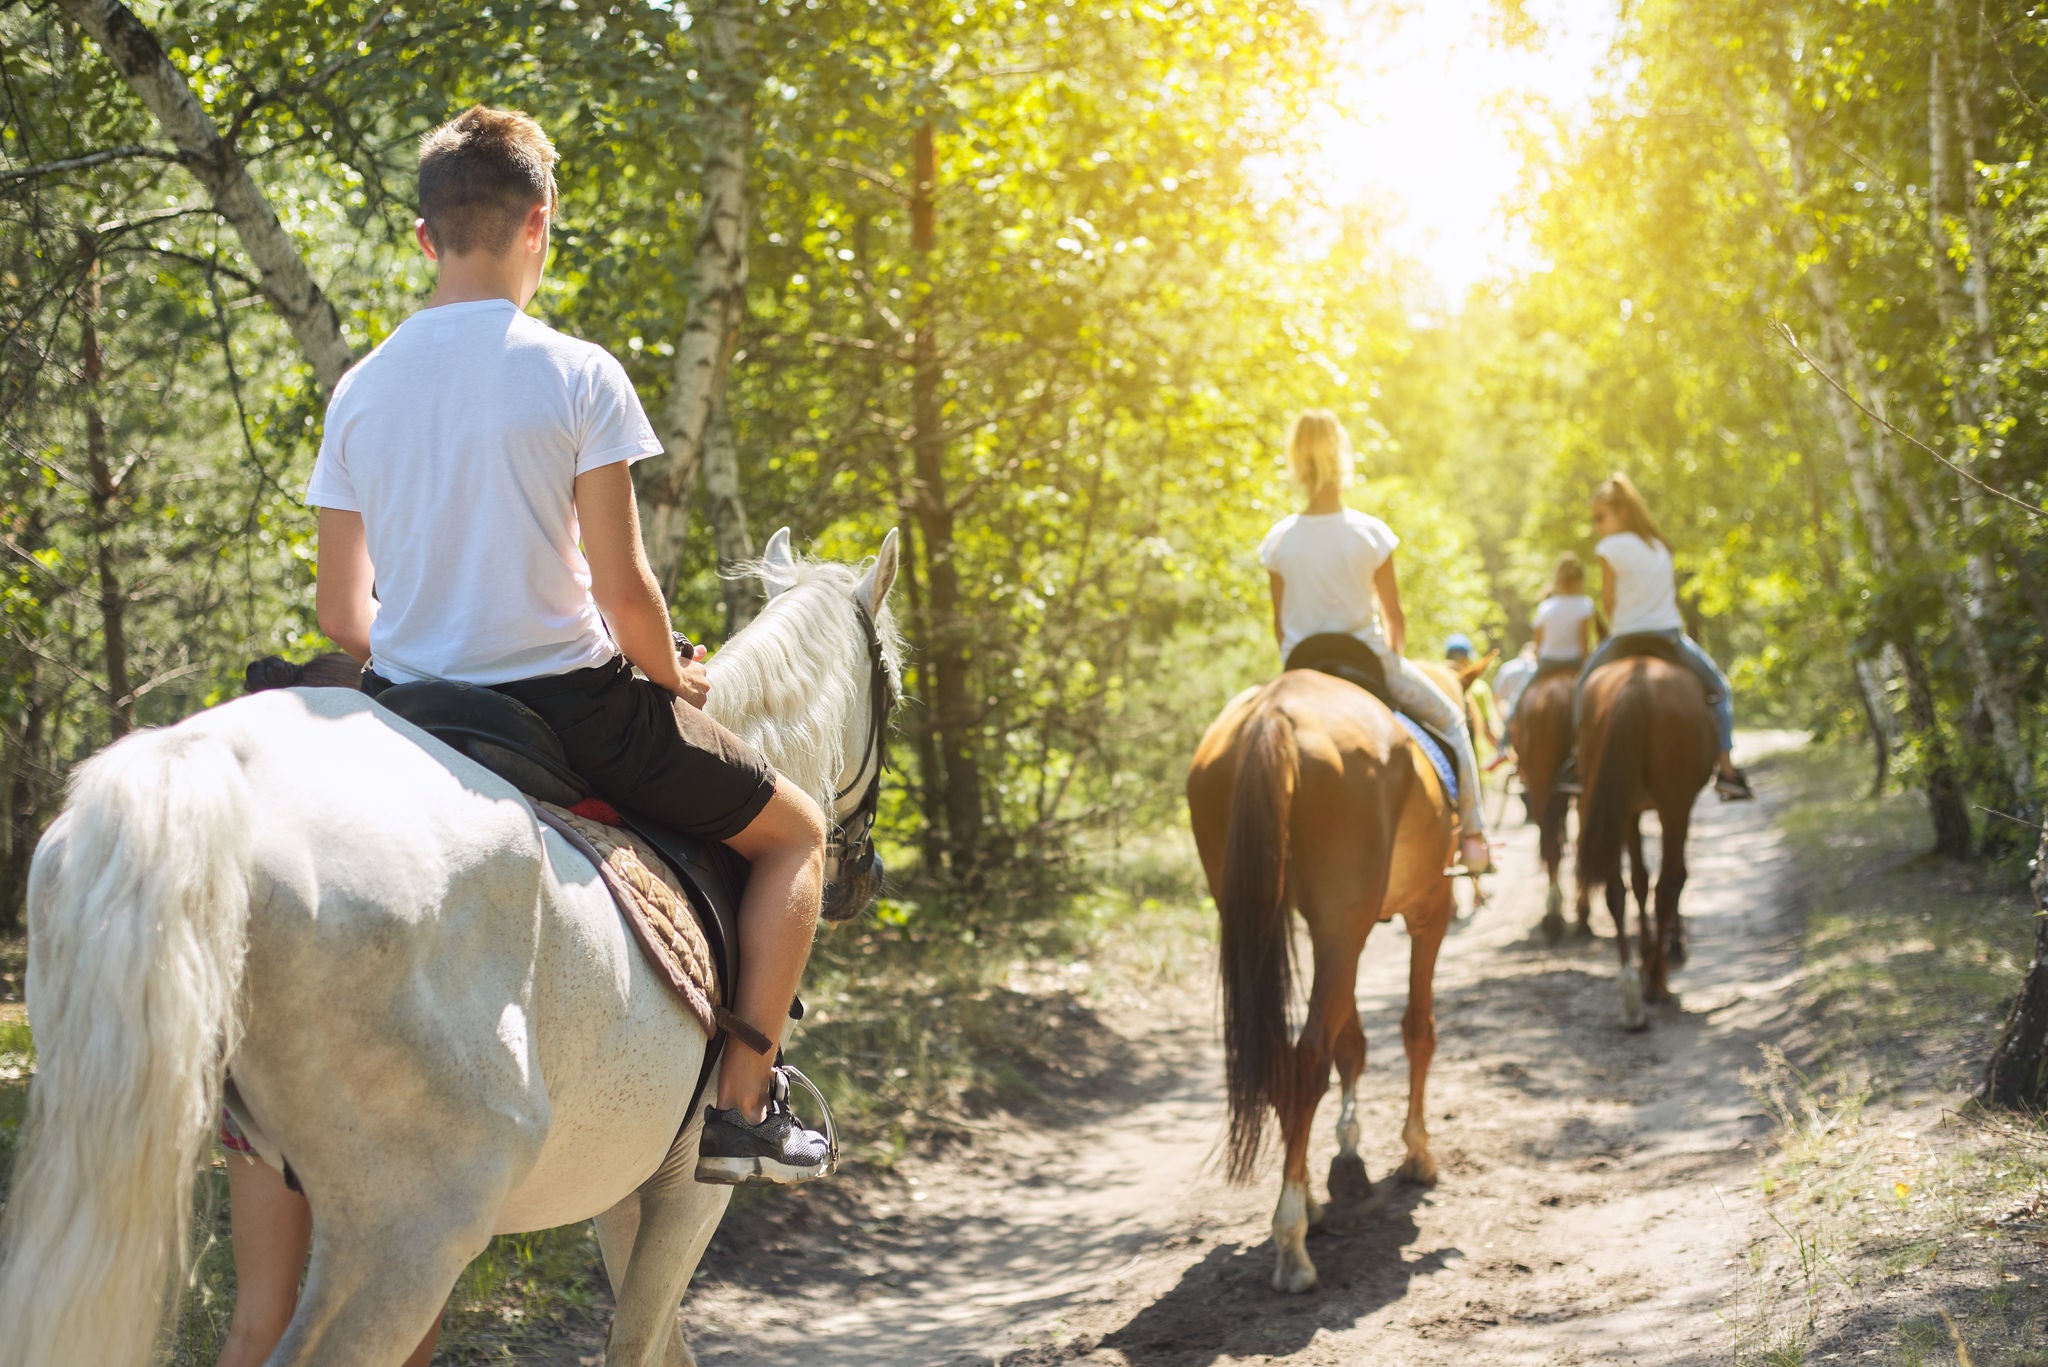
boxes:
[533,800,718,1038]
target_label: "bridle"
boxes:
[824,596,894,888]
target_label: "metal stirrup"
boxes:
[775,1063,841,1176]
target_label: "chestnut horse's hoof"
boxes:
[1395,1153,1438,1187]
[1668,930,1689,971]
[1273,1261,1319,1294]
[1328,1152,1372,1204]
[1540,909,1566,944]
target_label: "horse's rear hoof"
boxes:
[1540,910,1565,944]
[1273,1262,1319,1294]
[1395,1154,1438,1187]
[1668,937,1689,970]
[1328,1152,1372,1204]
[1573,917,1594,940]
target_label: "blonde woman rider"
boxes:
[1570,473,1753,800]
[1259,410,1492,872]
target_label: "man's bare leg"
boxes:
[217,1154,443,1367]
[216,1157,311,1367]
[717,782,828,1120]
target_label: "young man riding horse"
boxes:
[228,106,836,1367]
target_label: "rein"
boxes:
[826,596,893,877]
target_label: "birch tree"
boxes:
[645,2,760,596]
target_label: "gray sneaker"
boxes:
[695,1065,839,1186]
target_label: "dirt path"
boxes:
[680,734,1807,1366]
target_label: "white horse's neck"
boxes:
[702,564,895,812]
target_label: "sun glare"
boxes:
[1295,0,1619,306]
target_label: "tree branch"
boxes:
[1773,319,2046,520]
[0,143,183,183]
[53,0,355,391]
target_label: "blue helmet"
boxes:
[1443,632,1476,660]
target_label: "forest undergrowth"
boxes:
[1734,745,2048,1366]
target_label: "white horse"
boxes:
[0,528,900,1367]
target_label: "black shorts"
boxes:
[371,657,777,843]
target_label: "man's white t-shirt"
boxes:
[306,299,663,686]
[1532,593,1596,660]
[1597,532,1684,635]
[1258,510,1401,661]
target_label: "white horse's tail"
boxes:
[0,724,254,1367]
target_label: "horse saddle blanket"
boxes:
[1391,714,1457,805]
[242,657,744,1037]
[531,799,718,1038]
[1284,633,1460,798]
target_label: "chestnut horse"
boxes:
[1187,663,1463,1293]
[1511,667,1588,941]
[1575,654,1714,1029]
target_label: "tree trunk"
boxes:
[701,391,759,635]
[1981,820,2048,1108]
[78,238,132,739]
[646,1,758,589]
[55,0,353,392]
[908,119,982,881]
[1783,105,2031,803]
[0,687,52,936]
[1928,21,2002,622]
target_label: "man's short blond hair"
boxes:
[418,106,559,256]
[1285,410,1352,494]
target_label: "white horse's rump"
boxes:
[0,530,900,1367]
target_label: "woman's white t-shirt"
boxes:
[1532,593,1596,660]
[1597,532,1684,634]
[306,298,664,686]
[1258,510,1401,661]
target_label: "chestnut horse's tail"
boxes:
[1579,669,1649,888]
[1219,703,1298,1184]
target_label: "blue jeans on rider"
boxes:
[1571,629,1734,751]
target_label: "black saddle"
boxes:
[1283,633,1458,764]
[1602,633,1685,668]
[1533,656,1582,681]
[1285,633,1392,707]
[370,681,745,1014]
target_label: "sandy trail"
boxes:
[681,733,1804,1366]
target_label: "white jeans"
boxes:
[1377,651,1485,838]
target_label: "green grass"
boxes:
[1733,743,2048,1365]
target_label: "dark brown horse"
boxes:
[1511,667,1589,941]
[1187,665,1460,1292]
[1575,655,1715,1029]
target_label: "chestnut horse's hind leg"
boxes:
[1396,891,1447,1186]
[1627,817,1651,921]
[1609,867,1647,1031]
[1328,1005,1372,1203]
[1271,920,1371,1294]
[1645,802,1693,1004]
[1272,1021,1332,1293]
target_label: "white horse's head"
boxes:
[704,528,902,920]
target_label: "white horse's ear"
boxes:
[760,526,799,598]
[860,528,901,616]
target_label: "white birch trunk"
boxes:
[55,0,353,393]
[645,3,758,590]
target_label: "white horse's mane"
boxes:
[703,554,902,810]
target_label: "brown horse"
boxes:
[1511,667,1589,941]
[1187,663,1461,1293]
[1575,655,1715,1029]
